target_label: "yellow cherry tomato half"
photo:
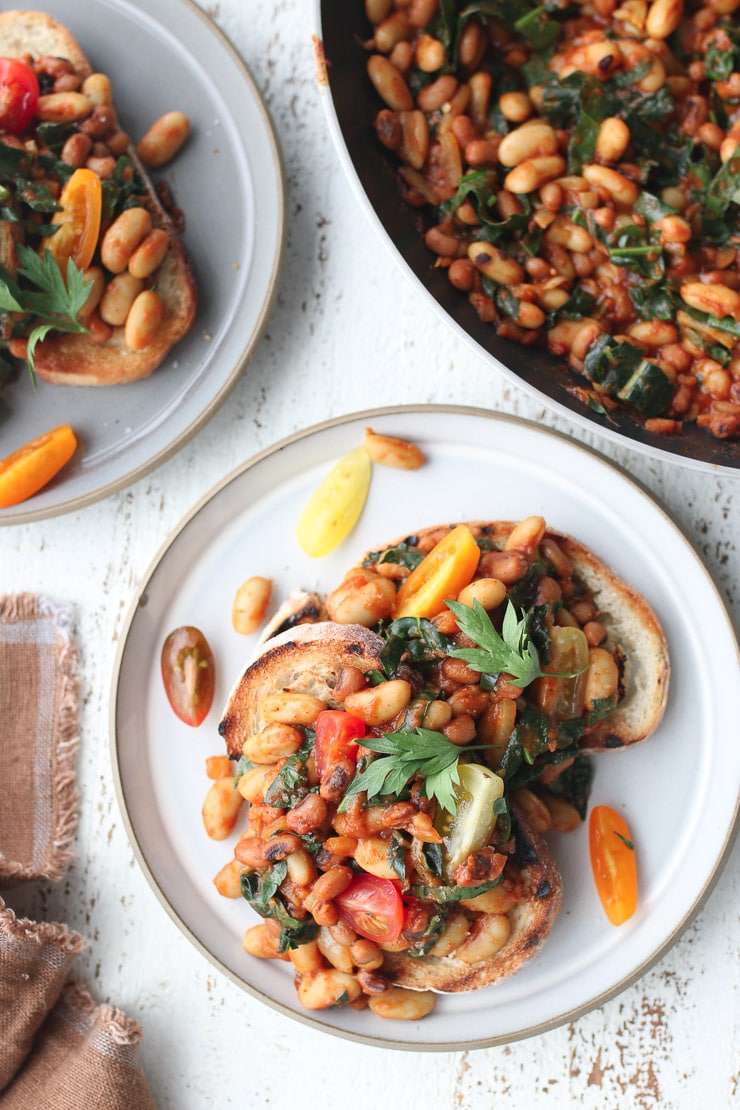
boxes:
[589,804,638,926]
[297,446,372,558]
[0,424,77,507]
[394,523,480,619]
[47,167,102,273]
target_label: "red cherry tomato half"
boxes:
[313,709,365,780]
[589,804,638,926]
[335,875,404,944]
[161,625,215,727]
[0,58,40,135]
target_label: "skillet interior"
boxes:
[318,0,740,473]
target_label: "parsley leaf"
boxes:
[0,245,91,383]
[341,727,464,813]
[447,598,551,687]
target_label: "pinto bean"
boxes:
[326,570,396,626]
[101,208,152,274]
[137,110,191,166]
[478,549,529,584]
[201,777,242,840]
[232,575,272,634]
[243,923,289,960]
[35,92,93,122]
[213,858,244,899]
[285,793,329,834]
[124,290,164,351]
[128,228,170,279]
[82,73,113,105]
[455,913,511,963]
[261,691,325,726]
[297,969,362,1009]
[99,273,144,327]
[367,54,413,111]
[61,132,93,167]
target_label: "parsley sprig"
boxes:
[342,727,467,814]
[447,598,584,688]
[0,245,92,383]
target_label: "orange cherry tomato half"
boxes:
[394,523,480,619]
[161,626,215,727]
[313,709,365,780]
[335,875,404,944]
[0,58,39,134]
[0,424,77,508]
[47,167,103,273]
[589,804,638,926]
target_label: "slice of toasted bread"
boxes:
[0,10,91,74]
[220,621,563,993]
[382,804,563,992]
[218,622,385,758]
[360,521,670,753]
[549,529,669,752]
[0,10,196,384]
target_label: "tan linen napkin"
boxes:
[0,596,156,1108]
[0,594,79,885]
[0,905,156,1109]
[0,901,84,1092]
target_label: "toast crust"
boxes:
[0,10,196,384]
[361,520,670,753]
[218,622,385,758]
[382,805,563,992]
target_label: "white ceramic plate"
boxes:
[111,406,740,1049]
[0,0,285,525]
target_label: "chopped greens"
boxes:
[409,877,503,903]
[581,335,674,418]
[378,615,454,676]
[240,863,318,952]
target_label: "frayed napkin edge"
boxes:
[0,593,81,884]
[0,899,85,956]
[61,982,145,1048]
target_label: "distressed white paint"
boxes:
[1,2,738,1107]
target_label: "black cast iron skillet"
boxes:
[317,0,740,474]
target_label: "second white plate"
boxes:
[1,0,285,524]
[111,406,740,1049]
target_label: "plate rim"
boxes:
[109,403,740,1051]
[1,0,287,527]
[313,0,740,478]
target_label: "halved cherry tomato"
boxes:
[0,58,39,134]
[394,523,480,619]
[47,167,102,273]
[335,875,404,943]
[313,709,365,779]
[0,424,77,508]
[589,804,638,926]
[161,626,215,727]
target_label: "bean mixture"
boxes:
[0,54,188,359]
[363,0,740,440]
[205,517,625,1019]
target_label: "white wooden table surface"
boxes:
[2,2,739,1106]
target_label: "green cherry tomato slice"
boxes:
[161,625,215,727]
[435,763,504,877]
